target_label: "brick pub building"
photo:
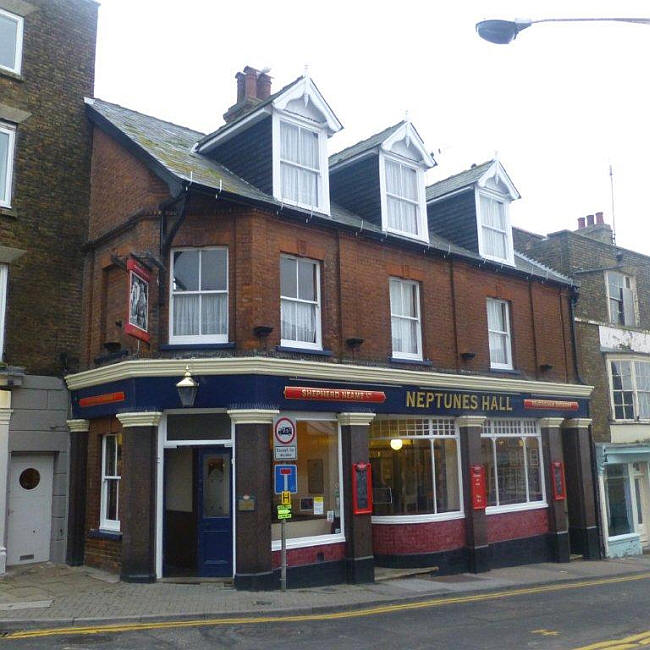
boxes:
[65,67,598,588]
[0,0,97,573]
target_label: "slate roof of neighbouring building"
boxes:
[329,122,406,168]
[85,97,573,286]
[426,160,494,201]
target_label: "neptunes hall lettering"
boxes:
[406,391,513,412]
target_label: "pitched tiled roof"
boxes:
[85,99,572,286]
[329,121,405,168]
[426,160,494,201]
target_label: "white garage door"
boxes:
[7,454,54,566]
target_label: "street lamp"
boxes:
[176,365,199,408]
[476,17,650,44]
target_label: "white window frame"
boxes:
[0,122,16,208]
[379,151,429,243]
[0,8,23,76]
[389,277,423,361]
[100,434,121,532]
[487,298,513,370]
[0,264,7,359]
[280,254,322,350]
[270,412,345,551]
[482,419,547,514]
[606,271,637,327]
[169,247,229,345]
[370,417,464,524]
[608,356,650,422]
[272,111,330,215]
[476,187,514,265]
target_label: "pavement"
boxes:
[2,555,650,632]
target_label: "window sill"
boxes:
[485,501,547,515]
[276,346,332,357]
[0,68,23,82]
[271,532,345,552]
[371,511,465,524]
[389,357,432,367]
[88,528,122,541]
[489,367,520,376]
[0,207,17,219]
[161,342,235,351]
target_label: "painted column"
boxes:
[457,415,489,573]
[539,417,570,563]
[338,412,375,584]
[66,419,90,566]
[562,418,600,559]
[228,409,278,590]
[0,390,12,574]
[116,411,161,582]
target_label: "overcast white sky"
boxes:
[94,1,650,253]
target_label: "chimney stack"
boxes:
[586,214,594,226]
[577,216,586,229]
[223,65,272,124]
[576,210,614,244]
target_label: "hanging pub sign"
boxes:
[470,464,487,510]
[551,461,567,501]
[125,258,151,342]
[352,462,373,515]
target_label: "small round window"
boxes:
[19,468,40,490]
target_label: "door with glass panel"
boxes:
[632,463,649,546]
[197,448,232,577]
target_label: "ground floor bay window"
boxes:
[481,419,545,510]
[369,418,462,519]
[271,416,342,546]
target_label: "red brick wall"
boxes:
[82,128,578,384]
[486,508,549,544]
[271,542,345,568]
[372,519,466,555]
[84,417,122,573]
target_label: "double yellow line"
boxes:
[5,571,650,641]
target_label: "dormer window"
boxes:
[385,159,421,236]
[478,193,510,261]
[279,120,320,208]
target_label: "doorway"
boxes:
[163,446,232,577]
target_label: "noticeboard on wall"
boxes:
[352,462,373,515]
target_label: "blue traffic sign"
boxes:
[274,464,297,494]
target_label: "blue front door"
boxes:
[197,447,233,577]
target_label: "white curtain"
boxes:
[174,294,200,336]
[487,300,508,365]
[635,362,650,418]
[390,279,419,354]
[201,294,227,336]
[281,122,318,206]
[386,161,418,235]
[480,196,507,258]
[281,298,316,343]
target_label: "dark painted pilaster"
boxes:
[457,415,489,573]
[116,412,161,583]
[229,409,277,591]
[562,418,600,559]
[339,413,375,585]
[66,419,89,566]
[540,417,570,563]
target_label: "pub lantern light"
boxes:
[176,365,198,408]
[390,438,403,451]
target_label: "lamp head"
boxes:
[476,19,532,44]
[176,365,199,408]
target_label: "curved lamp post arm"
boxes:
[477,17,650,44]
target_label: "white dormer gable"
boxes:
[379,122,435,243]
[474,160,519,266]
[271,75,342,215]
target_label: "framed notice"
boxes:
[352,462,373,515]
[125,258,151,342]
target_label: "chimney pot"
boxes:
[257,72,272,100]
[577,217,586,229]
[595,211,604,225]
[586,214,594,226]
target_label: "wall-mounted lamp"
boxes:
[461,352,476,361]
[176,365,198,408]
[390,438,403,451]
[540,363,553,372]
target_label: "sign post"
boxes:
[276,502,292,591]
